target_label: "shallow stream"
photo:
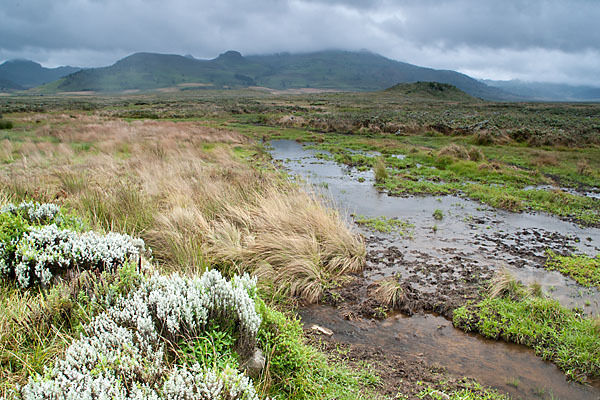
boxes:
[270,139,600,400]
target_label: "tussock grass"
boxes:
[0,114,365,303]
[532,151,559,166]
[373,157,387,183]
[439,143,470,160]
[371,277,404,308]
[488,268,523,300]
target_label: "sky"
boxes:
[1,0,599,86]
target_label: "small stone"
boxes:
[310,324,334,336]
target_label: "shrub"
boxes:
[0,201,143,288]
[4,224,144,288]
[0,120,13,130]
[22,270,262,399]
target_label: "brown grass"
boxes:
[577,159,593,176]
[0,114,366,303]
[532,151,559,167]
[489,269,523,300]
[371,277,404,308]
[439,143,470,160]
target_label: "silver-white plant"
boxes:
[9,224,145,288]
[22,270,262,400]
[1,201,62,224]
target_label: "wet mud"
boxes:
[270,139,600,399]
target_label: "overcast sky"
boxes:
[1,0,599,86]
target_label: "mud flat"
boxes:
[270,139,600,399]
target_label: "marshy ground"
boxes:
[0,89,599,399]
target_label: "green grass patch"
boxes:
[353,214,414,237]
[414,381,509,400]
[545,250,600,288]
[453,292,600,381]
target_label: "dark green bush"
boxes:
[0,120,13,130]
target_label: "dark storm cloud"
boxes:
[0,0,598,85]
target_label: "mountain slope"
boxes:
[246,50,514,100]
[44,50,516,100]
[483,79,600,102]
[53,51,269,92]
[0,77,23,91]
[0,60,80,88]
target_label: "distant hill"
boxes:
[383,81,478,101]
[43,50,516,100]
[483,79,600,102]
[0,60,81,89]
[0,77,23,91]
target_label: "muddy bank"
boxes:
[306,334,493,400]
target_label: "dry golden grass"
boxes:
[1,114,366,303]
[371,277,404,308]
[488,268,522,300]
[532,151,559,167]
[439,143,470,160]
[577,159,593,175]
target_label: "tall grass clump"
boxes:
[373,157,387,183]
[371,276,404,309]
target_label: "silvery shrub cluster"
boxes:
[6,224,145,288]
[1,201,63,224]
[22,270,262,400]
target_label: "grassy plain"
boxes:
[0,88,599,398]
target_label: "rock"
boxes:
[241,347,265,378]
[311,324,333,336]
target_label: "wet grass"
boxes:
[413,382,510,400]
[545,250,600,289]
[353,214,414,237]
[454,272,600,382]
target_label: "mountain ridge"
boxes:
[0,60,81,89]
[38,50,518,100]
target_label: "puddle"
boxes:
[301,305,600,400]
[270,139,600,399]
[524,184,600,200]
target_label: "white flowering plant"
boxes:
[0,201,83,228]
[1,202,145,288]
[22,269,263,400]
